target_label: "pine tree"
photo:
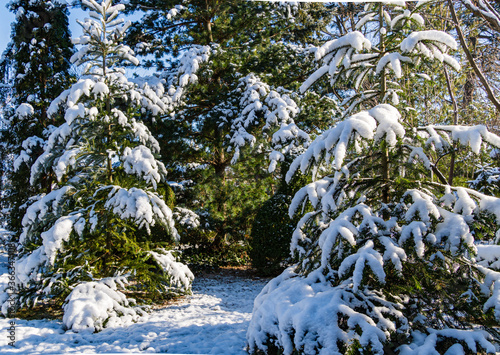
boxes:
[9,0,193,332]
[123,1,337,260]
[0,0,75,235]
[248,2,500,354]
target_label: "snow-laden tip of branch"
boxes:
[16,103,34,118]
[478,265,500,322]
[368,104,404,146]
[390,9,425,29]
[20,186,75,240]
[422,124,500,154]
[16,212,83,287]
[315,31,371,61]
[435,208,475,255]
[54,148,81,182]
[375,52,411,79]
[300,32,371,94]
[401,30,457,52]
[173,207,200,229]
[400,30,460,70]
[339,240,386,292]
[406,145,432,170]
[403,189,440,223]
[225,74,305,167]
[166,4,186,20]
[300,65,328,94]
[166,45,211,104]
[122,145,167,190]
[286,111,375,181]
[149,249,194,291]
[400,221,427,258]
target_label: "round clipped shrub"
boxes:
[250,165,308,276]
[250,193,297,276]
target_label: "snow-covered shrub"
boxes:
[248,2,500,354]
[63,275,140,332]
[10,0,192,325]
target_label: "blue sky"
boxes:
[0,3,87,57]
[0,4,15,56]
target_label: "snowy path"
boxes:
[0,263,268,354]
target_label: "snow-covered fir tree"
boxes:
[7,0,193,332]
[0,0,74,234]
[247,2,500,354]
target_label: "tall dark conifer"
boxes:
[0,0,75,234]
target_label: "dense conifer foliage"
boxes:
[0,0,75,234]
[121,0,337,262]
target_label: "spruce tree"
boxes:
[0,0,75,235]
[9,0,192,331]
[248,2,500,354]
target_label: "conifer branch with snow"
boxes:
[248,2,500,354]
[7,0,193,331]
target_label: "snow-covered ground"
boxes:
[0,250,268,354]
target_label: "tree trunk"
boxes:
[379,4,390,204]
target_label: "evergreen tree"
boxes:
[0,0,75,235]
[123,1,337,260]
[9,0,193,332]
[248,2,500,354]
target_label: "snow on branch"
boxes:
[419,124,500,154]
[397,328,496,354]
[461,0,500,32]
[286,104,403,181]
[400,30,460,70]
[375,52,412,79]
[149,249,194,291]
[338,240,387,292]
[173,207,200,229]
[165,45,211,105]
[16,212,84,287]
[226,74,307,169]
[13,135,45,172]
[478,264,500,321]
[300,31,371,94]
[122,145,167,190]
[20,186,75,243]
[476,245,500,271]
[103,186,178,236]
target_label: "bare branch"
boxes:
[448,0,500,112]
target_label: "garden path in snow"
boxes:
[0,264,269,354]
